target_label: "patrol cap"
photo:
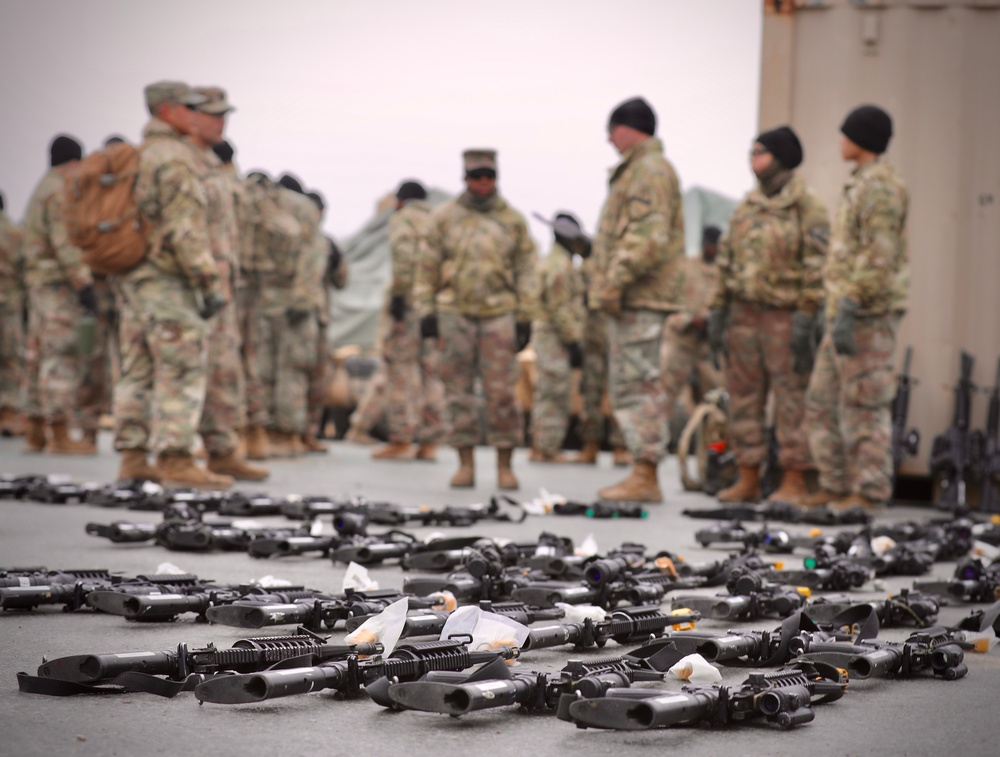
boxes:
[144,81,206,114]
[463,149,497,172]
[194,86,235,116]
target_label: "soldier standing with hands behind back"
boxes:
[708,126,829,508]
[804,105,908,513]
[414,149,538,490]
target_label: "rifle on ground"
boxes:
[930,350,978,511]
[890,346,921,504]
[976,358,1000,513]
[521,605,700,651]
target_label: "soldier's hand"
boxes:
[596,285,623,318]
[389,295,407,323]
[831,297,859,356]
[420,314,439,340]
[566,341,584,369]
[198,291,228,320]
[516,322,532,352]
[791,311,817,375]
[286,307,311,327]
[76,284,99,316]
[707,308,727,369]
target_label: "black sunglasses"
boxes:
[465,169,497,180]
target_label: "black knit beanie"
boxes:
[608,97,656,136]
[755,126,803,169]
[841,105,893,154]
[212,140,235,164]
[278,173,304,194]
[396,180,427,202]
[50,134,83,167]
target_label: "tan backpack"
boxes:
[63,142,149,275]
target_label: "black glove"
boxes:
[76,284,99,316]
[327,240,342,274]
[198,291,228,320]
[286,307,311,327]
[419,315,439,340]
[707,308,727,370]
[567,341,584,369]
[831,297,859,356]
[516,322,532,352]
[389,295,407,323]
[790,311,817,375]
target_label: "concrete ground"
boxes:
[1,433,996,757]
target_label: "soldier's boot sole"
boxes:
[717,466,762,503]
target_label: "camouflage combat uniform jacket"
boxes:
[0,211,24,311]
[590,137,685,312]
[388,199,432,305]
[414,191,538,322]
[133,117,218,297]
[823,159,909,319]
[20,168,93,292]
[711,174,829,314]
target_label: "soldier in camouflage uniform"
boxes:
[707,126,829,507]
[804,105,908,512]
[589,98,686,503]
[414,149,538,490]
[229,166,272,460]
[187,87,267,480]
[19,135,98,455]
[0,192,25,436]
[370,180,448,462]
[529,213,587,463]
[257,173,324,457]
[113,81,231,488]
[575,257,629,466]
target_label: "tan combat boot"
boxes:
[497,447,519,490]
[47,421,97,455]
[415,443,438,462]
[717,466,762,503]
[529,449,569,463]
[450,446,475,488]
[612,446,633,468]
[24,417,47,452]
[208,451,269,481]
[372,442,417,460]
[767,469,810,507]
[344,426,379,445]
[245,426,271,460]
[799,489,846,509]
[116,449,162,483]
[0,407,23,437]
[156,453,234,490]
[268,430,298,458]
[598,460,663,503]
[300,433,329,454]
[829,493,885,513]
[574,441,600,465]
[82,430,98,447]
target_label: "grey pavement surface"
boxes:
[1,433,997,757]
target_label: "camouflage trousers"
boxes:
[438,311,521,449]
[351,366,386,433]
[76,277,116,433]
[383,311,448,445]
[236,281,268,429]
[664,313,722,407]
[112,265,209,455]
[199,274,245,456]
[607,309,669,464]
[0,305,24,411]
[258,308,317,435]
[531,323,573,454]
[725,302,812,470]
[805,314,901,502]
[306,321,330,436]
[579,309,625,447]
[26,284,90,425]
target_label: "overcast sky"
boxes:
[0,0,762,245]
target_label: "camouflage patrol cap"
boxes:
[144,81,206,113]
[194,86,235,116]
[463,149,497,172]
